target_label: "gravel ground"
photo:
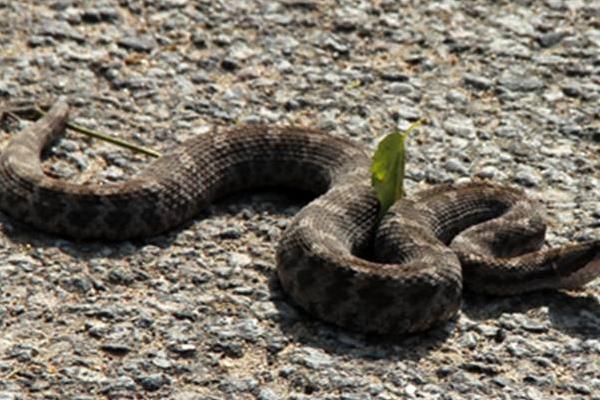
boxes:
[0,1,599,399]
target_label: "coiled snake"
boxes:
[1,101,599,334]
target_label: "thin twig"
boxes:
[33,106,162,158]
[1,103,162,158]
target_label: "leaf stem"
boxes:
[403,118,427,138]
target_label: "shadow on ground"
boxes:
[1,188,598,363]
[462,289,600,339]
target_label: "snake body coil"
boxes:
[1,102,599,334]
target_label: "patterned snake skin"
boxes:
[1,101,599,334]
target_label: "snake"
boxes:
[1,101,599,334]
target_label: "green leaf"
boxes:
[370,119,426,218]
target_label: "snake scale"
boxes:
[1,101,599,334]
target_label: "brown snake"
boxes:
[1,101,599,334]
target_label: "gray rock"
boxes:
[498,71,544,92]
[443,158,467,176]
[100,376,136,394]
[569,382,591,395]
[138,374,169,391]
[100,342,133,355]
[321,35,350,55]
[168,344,196,357]
[463,73,493,90]
[537,31,568,48]
[443,117,476,138]
[446,90,468,105]
[476,165,502,179]
[459,332,478,350]
[489,38,531,57]
[0,80,18,96]
[387,82,413,95]
[218,227,243,239]
[191,31,208,48]
[514,166,542,187]
[37,21,85,43]
[82,7,120,23]
[228,252,252,269]
[293,348,333,369]
[118,35,156,52]
[258,388,281,400]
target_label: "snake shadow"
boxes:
[267,274,455,361]
[268,275,600,360]
[2,190,598,360]
[0,194,272,261]
[461,289,600,340]
[0,211,177,260]
[0,188,452,361]
[0,186,324,261]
